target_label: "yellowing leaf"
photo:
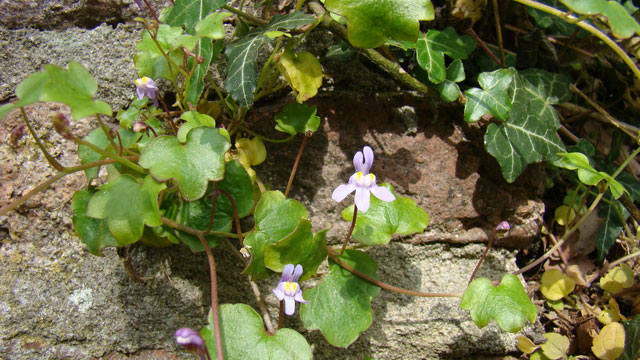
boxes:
[451,0,486,23]
[600,264,635,294]
[555,205,576,226]
[517,335,539,354]
[592,322,625,360]
[235,137,266,166]
[540,332,570,360]
[598,298,624,325]
[278,50,323,103]
[540,269,575,301]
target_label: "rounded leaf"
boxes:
[592,322,625,360]
[540,269,575,301]
[600,264,634,294]
[540,332,570,360]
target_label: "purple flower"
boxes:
[495,221,510,237]
[272,264,308,316]
[135,76,159,108]
[331,146,395,212]
[133,0,145,11]
[175,327,207,359]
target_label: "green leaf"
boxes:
[561,0,640,38]
[540,333,570,360]
[264,221,327,280]
[596,193,629,260]
[1,62,112,120]
[78,128,140,181]
[134,24,185,81]
[177,110,216,142]
[484,68,571,182]
[460,274,537,332]
[620,315,640,360]
[273,103,321,136]
[527,0,582,37]
[71,190,119,256]
[325,0,434,48]
[553,153,626,199]
[243,191,308,279]
[166,0,228,34]
[202,304,312,360]
[117,98,148,129]
[278,50,323,103]
[86,175,166,245]
[464,68,515,122]
[139,127,230,201]
[175,160,254,251]
[196,11,232,39]
[433,59,465,102]
[415,27,476,83]
[300,250,380,347]
[341,183,429,245]
[224,12,315,108]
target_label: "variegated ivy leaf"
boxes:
[224,12,315,108]
[325,0,434,48]
[415,27,476,84]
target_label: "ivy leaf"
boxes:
[596,193,629,260]
[460,274,537,332]
[620,315,640,360]
[224,12,315,108]
[527,0,581,37]
[560,0,640,38]
[175,160,254,251]
[300,250,380,347]
[72,190,119,256]
[196,11,232,39]
[274,103,321,135]
[341,183,429,245]
[166,0,228,34]
[325,0,434,48]
[484,68,571,182]
[243,191,308,279]
[139,127,230,201]
[264,221,327,280]
[464,68,515,122]
[86,175,165,245]
[78,128,140,181]
[0,62,112,120]
[202,304,312,360]
[415,27,476,83]
[176,110,216,142]
[278,50,323,103]
[433,59,465,102]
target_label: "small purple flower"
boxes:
[272,264,308,316]
[495,221,510,237]
[135,76,159,108]
[331,146,395,212]
[175,327,207,359]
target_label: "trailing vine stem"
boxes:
[467,227,498,284]
[327,251,461,298]
[284,131,312,197]
[512,0,640,81]
[19,107,65,171]
[0,157,137,217]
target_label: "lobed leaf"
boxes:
[273,103,321,136]
[300,250,380,347]
[325,0,434,48]
[264,221,327,280]
[464,68,515,122]
[242,191,308,279]
[415,27,476,83]
[86,175,166,245]
[139,126,230,201]
[202,304,312,360]
[78,128,140,181]
[460,274,537,332]
[71,190,119,256]
[341,183,429,245]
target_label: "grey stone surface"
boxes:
[0,2,545,359]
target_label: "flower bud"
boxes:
[175,327,207,356]
[51,112,72,139]
[495,221,510,238]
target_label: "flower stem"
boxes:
[468,228,497,284]
[20,107,65,171]
[277,300,284,330]
[339,205,358,256]
[194,232,224,360]
[328,252,461,298]
[249,279,275,334]
[284,132,311,197]
[71,136,146,174]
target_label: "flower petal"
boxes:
[292,264,303,282]
[281,264,295,282]
[136,87,145,100]
[272,286,285,301]
[353,151,364,172]
[362,146,374,174]
[354,187,370,212]
[294,290,309,304]
[371,185,395,202]
[284,296,295,316]
[332,183,356,202]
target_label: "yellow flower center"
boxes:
[355,172,375,187]
[284,281,297,295]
